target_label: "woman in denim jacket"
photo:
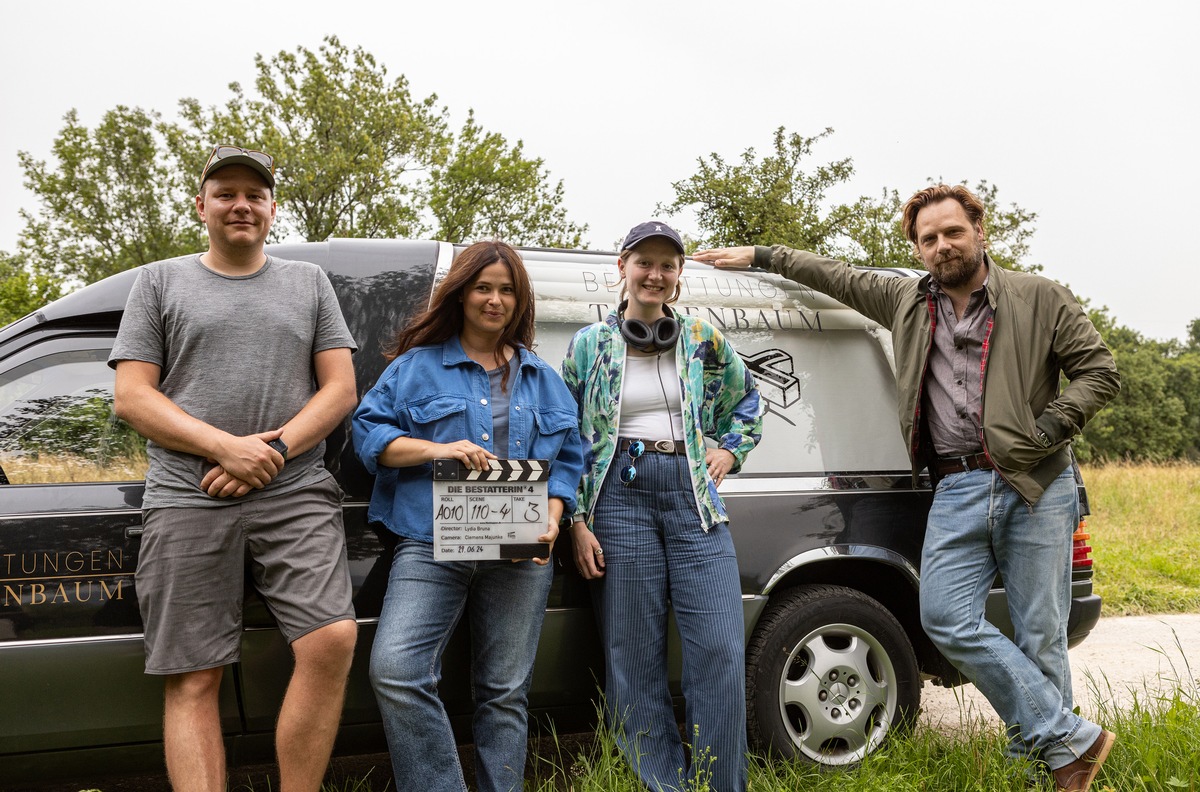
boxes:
[353,240,583,792]
[562,222,762,792]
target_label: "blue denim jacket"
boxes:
[352,337,584,542]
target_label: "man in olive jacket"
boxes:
[694,184,1120,792]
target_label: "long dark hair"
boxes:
[384,240,536,388]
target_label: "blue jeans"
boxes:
[369,539,553,792]
[919,465,1102,770]
[592,452,748,792]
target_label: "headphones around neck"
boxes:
[618,300,680,353]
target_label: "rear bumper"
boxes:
[1066,593,1103,648]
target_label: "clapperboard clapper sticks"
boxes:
[431,459,552,561]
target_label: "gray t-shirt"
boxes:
[109,254,357,508]
[487,355,518,455]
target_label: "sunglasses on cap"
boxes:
[200,145,275,187]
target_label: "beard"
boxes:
[928,244,985,289]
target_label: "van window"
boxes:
[0,349,147,484]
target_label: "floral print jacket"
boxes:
[561,309,762,531]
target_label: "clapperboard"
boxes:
[432,458,550,561]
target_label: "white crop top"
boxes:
[618,350,685,441]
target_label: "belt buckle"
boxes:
[653,439,676,454]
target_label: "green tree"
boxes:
[429,111,586,247]
[15,106,205,285]
[662,126,855,252]
[827,188,911,268]
[1080,342,1186,461]
[666,128,1041,275]
[830,179,1041,272]
[1162,316,1200,460]
[1166,351,1200,460]
[970,179,1041,273]
[178,35,449,242]
[12,37,585,299]
[178,36,586,247]
[0,250,63,326]
[1186,317,1200,352]
[1076,305,1200,463]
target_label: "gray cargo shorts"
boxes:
[136,475,354,675]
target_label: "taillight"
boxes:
[1072,519,1093,568]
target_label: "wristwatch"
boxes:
[1035,430,1053,449]
[267,438,289,461]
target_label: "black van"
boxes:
[0,239,1102,782]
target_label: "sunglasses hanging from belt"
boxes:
[619,440,645,486]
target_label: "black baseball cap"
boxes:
[199,145,276,190]
[621,221,685,255]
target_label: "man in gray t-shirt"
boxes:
[111,145,359,792]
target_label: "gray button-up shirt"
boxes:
[923,278,993,457]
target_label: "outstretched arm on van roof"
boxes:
[691,246,754,269]
[702,244,908,330]
[113,359,283,489]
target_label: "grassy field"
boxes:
[522,669,1200,791]
[1082,463,1200,615]
[226,663,1200,792]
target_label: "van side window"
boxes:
[0,349,147,484]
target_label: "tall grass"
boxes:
[1081,463,1200,615]
[0,451,148,484]
[517,652,1200,792]
[76,701,1200,792]
[288,654,1200,792]
[1081,634,1200,791]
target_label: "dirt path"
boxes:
[919,613,1200,731]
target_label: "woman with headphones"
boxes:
[562,221,762,792]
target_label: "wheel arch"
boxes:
[756,547,955,682]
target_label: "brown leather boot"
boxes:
[1052,730,1115,791]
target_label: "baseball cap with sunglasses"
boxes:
[199,145,275,190]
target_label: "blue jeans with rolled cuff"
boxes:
[369,539,553,792]
[919,465,1102,770]
[592,451,748,792]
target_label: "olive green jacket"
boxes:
[754,246,1120,505]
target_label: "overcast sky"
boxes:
[2,0,1195,340]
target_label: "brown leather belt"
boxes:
[619,438,687,456]
[933,452,993,476]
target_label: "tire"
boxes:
[746,584,920,766]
